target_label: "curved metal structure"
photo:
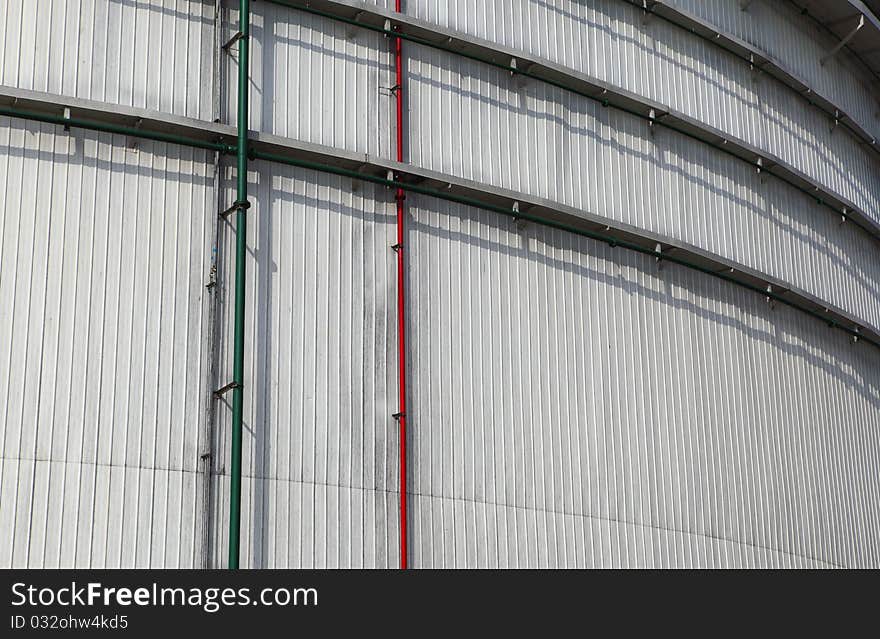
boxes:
[0,0,878,568]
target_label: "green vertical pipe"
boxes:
[229,0,250,570]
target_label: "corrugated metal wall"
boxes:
[240,2,880,331]
[209,161,400,568]
[403,40,880,329]
[224,1,394,158]
[203,0,880,568]
[202,162,880,567]
[668,0,880,142]
[405,192,880,568]
[375,0,880,225]
[0,0,216,121]
[0,117,216,567]
[1,0,879,568]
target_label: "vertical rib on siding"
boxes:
[0,118,215,567]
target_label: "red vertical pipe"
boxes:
[393,0,408,571]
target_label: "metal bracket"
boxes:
[220,199,251,219]
[391,243,403,252]
[347,11,367,39]
[648,108,662,134]
[213,381,241,398]
[222,31,245,52]
[392,412,406,420]
[127,117,143,150]
[641,0,657,25]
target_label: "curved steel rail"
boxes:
[260,0,880,246]
[634,0,880,156]
[1,87,876,352]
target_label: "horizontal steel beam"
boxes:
[1,86,876,351]
[260,0,880,247]
[0,86,234,152]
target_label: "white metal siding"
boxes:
[669,0,880,142]
[200,162,880,568]
[405,41,880,330]
[230,2,880,333]
[208,161,400,568]
[409,495,838,568]
[0,0,216,121]
[382,0,880,224]
[235,2,880,331]
[1,0,879,569]
[223,1,394,159]
[199,165,880,568]
[0,118,215,567]
[406,192,880,568]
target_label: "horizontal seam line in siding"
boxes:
[0,457,203,476]
[209,472,846,568]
